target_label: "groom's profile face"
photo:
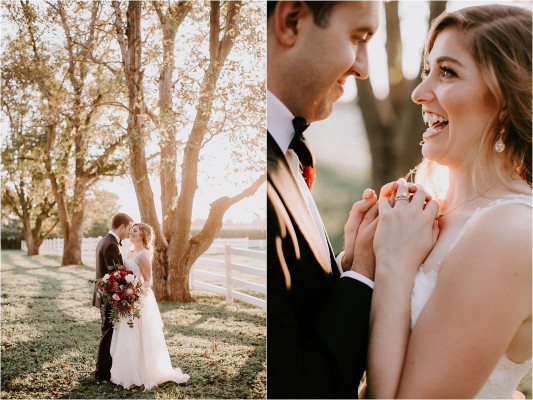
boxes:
[271,1,380,122]
[119,222,134,240]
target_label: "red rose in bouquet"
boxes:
[90,265,145,328]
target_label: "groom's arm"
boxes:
[267,191,372,399]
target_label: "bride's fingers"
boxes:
[393,178,410,208]
[406,183,432,202]
[378,195,392,214]
[431,220,440,246]
[424,198,440,219]
[379,181,399,199]
[410,184,428,209]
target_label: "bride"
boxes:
[110,223,190,390]
[360,4,531,399]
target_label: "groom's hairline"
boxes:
[267,1,340,28]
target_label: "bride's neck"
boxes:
[444,165,527,209]
[131,243,144,253]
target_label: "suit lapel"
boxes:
[268,132,331,274]
[324,227,340,279]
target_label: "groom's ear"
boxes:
[273,1,309,47]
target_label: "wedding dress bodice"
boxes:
[124,258,141,277]
[411,195,532,399]
[124,250,151,283]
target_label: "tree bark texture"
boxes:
[114,0,170,297]
[154,1,193,241]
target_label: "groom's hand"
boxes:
[350,202,379,280]
[342,188,378,271]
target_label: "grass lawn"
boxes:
[1,250,265,399]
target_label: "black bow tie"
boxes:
[289,117,313,167]
[118,240,122,246]
[289,117,316,189]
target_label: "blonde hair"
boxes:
[132,223,154,256]
[415,5,532,195]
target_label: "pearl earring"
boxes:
[494,127,505,153]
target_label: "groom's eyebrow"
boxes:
[435,56,464,67]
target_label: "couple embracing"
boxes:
[92,213,189,389]
[267,1,531,399]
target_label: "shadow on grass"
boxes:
[1,251,266,399]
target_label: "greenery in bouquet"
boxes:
[90,267,145,328]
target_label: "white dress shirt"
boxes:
[267,90,374,289]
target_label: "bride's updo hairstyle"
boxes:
[416,5,532,193]
[133,223,154,256]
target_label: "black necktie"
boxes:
[290,117,316,189]
[118,240,122,246]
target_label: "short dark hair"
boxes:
[111,213,134,229]
[267,1,339,27]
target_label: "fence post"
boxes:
[225,245,233,305]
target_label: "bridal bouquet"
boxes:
[91,267,145,328]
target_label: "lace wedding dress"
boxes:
[411,195,532,399]
[110,250,190,390]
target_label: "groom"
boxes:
[92,212,134,385]
[267,2,381,398]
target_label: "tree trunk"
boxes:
[23,223,39,256]
[167,253,194,302]
[171,174,265,301]
[154,1,192,241]
[62,207,85,265]
[114,0,169,298]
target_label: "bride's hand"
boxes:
[374,179,439,281]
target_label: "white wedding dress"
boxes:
[110,250,190,390]
[411,195,532,399]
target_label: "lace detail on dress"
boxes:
[410,194,532,399]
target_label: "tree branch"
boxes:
[189,172,265,260]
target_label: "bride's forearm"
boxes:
[367,262,414,399]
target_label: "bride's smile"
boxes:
[411,27,498,169]
[129,227,142,245]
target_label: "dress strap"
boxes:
[436,194,532,269]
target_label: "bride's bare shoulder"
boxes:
[445,200,531,283]
[471,200,532,244]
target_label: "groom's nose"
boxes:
[351,45,369,80]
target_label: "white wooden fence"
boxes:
[190,245,266,309]
[22,237,266,309]
[24,237,265,259]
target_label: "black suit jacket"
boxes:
[92,233,124,308]
[267,132,372,399]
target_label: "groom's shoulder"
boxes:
[96,234,115,250]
